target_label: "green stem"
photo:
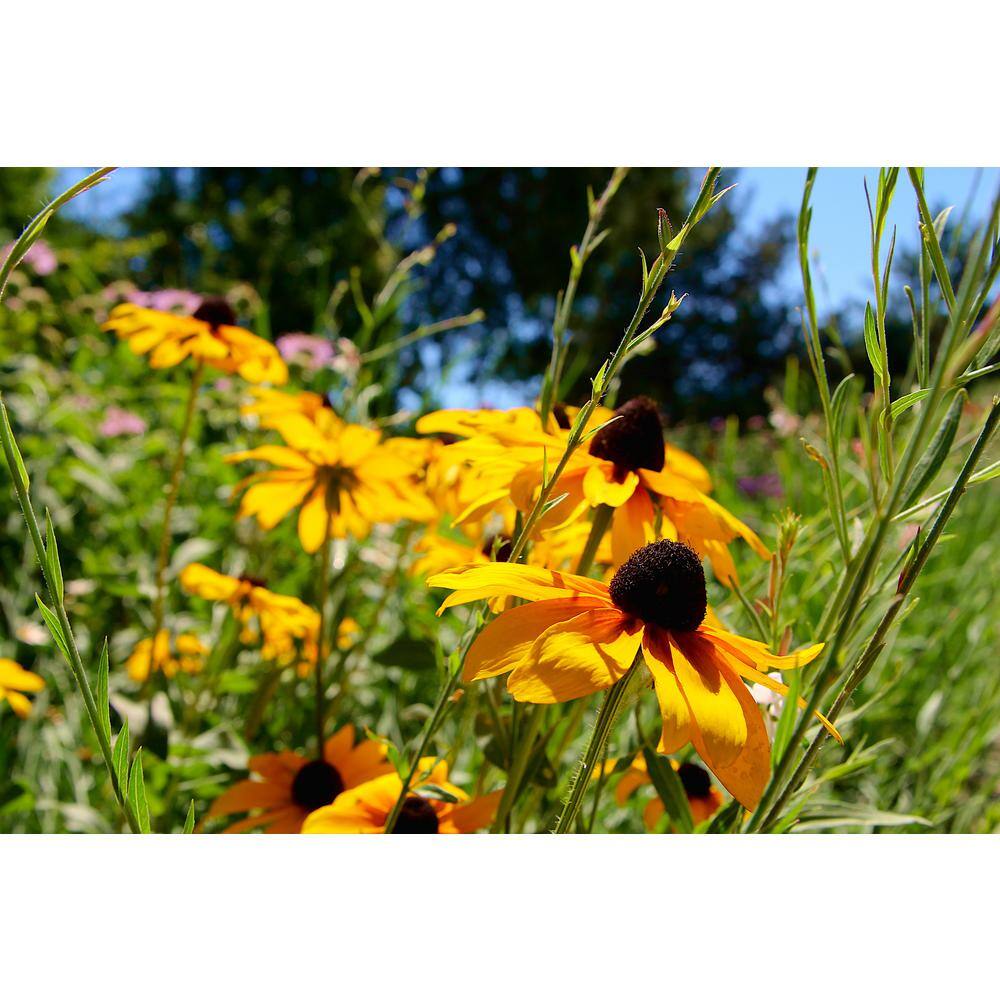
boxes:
[0,398,141,833]
[553,660,639,833]
[151,359,204,649]
[575,503,614,576]
[490,704,546,833]
[756,397,999,831]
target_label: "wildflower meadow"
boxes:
[1,165,997,836]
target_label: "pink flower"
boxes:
[126,288,203,313]
[276,333,336,371]
[99,407,147,438]
[1,239,57,276]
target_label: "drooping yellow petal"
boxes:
[698,625,824,672]
[207,779,292,818]
[179,563,242,602]
[668,632,748,769]
[0,659,45,692]
[439,790,504,833]
[697,666,772,811]
[297,485,331,553]
[239,476,315,530]
[641,628,693,754]
[463,597,608,682]
[663,444,713,493]
[507,608,641,703]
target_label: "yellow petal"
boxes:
[427,562,611,613]
[699,626,824,671]
[668,632,748,769]
[297,485,331,553]
[463,597,608,682]
[611,487,655,566]
[582,462,639,507]
[507,608,641,703]
[641,628,693,754]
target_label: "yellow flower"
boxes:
[179,562,318,650]
[103,298,288,385]
[0,658,45,718]
[226,412,434,553]
[607,755,724,830]
[125,630,206,683]
[240,387,329,427]
[428,539,839,811]
[302,757,502,834]
[206,725,393,833]
[420,398,767,585]
[336,617,360,650]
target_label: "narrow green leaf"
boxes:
[43,508,64,603]
[830,374,856,442]
[0,398,30,493]
[889,388,931,420]
[35,595,70,662]
[182,801,196,834]
[113,719,130,799]
[772,668,801,763]
[416,784,460,804]
[863,303,883,386]
[900,389,965,509]
[642,748,694,833]
[128,750,151,834]
[97,639,111,743]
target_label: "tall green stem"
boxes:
[151,359,204,648]
[553,659,639,833]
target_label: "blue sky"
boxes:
[59,166,999,319]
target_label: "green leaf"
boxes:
[704,797,742,834]
[889,388,931,420]
[43,508,64,603]
[372,636,437,672]
[96,639,111,743]
[829,374,856,442]
[128,750,151,834]
[182,801,196,834]
[863,303,884,386]
[901,389,965,510]
[772,667,801,763]
[641,747,694,833]
[113,719,130,799]
[0,398,30,493]
[416,784,460,804]
[35,595,70,662]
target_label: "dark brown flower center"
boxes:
[588,396,665,473]
[290,760,345,811]
[390,795,440,834]
[192,297,237,329]
[552,403,572,430]
[608,540,707,632]
[239,574,268,589]
[677,761,712,800]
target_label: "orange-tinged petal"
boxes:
[668,632,748,769]
[698,626,824,672]
[207,779,292,818]
[583,462,639,508]
[699,667,772,811]
[641,628,693,754]
[439,790,504,833]
[614,768,650,807]
[463,597,608,682]
[507,608,641,703]
[611,487,655,566]
[323,724,355,767]
[643,796,666,831]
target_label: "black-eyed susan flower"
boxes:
[125,630,206,683]
[0,658,44,718]
[180,562,319,652]
[226,411,434,553]
[428,539,839,811]
[206,725,394,833]
[420,398,767,584]
[302,758,502,834]
[103,297,288,385]
[609,755,723,830]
